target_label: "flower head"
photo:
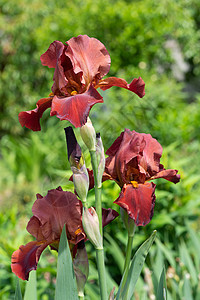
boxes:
[18,35,145,131]
[104,129,180,226]
[11,187,118,280]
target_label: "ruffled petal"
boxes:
[150,168,180,183]
[11,241,49,280]
[31,187,86,244]
[50,85,103,128]
[105,129,145,185]
[40,40,65,68]
[18,97,52,131]
[106,131,125,157]
[141,133,163,175]
[97,76,145,98]
[114,182,156,226]
[66,35,111,84]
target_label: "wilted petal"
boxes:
[66,35,111,84]
[11,241,49,280]
[40,40,65,68]
[50,85,103,127]
[64,126,82,162]
[97,76,145,98]
[114,182,156,226]
[102,208,119,227]
[32,187,86,244]
[151,168,180,183]
[73,241,89,296]
[18,97,52,131]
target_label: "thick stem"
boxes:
[90,150,107,299]
[78,295,84,300]
[96,249,107,300]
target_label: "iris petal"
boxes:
[11,241,49,280]
[50,85,103,128]
[98,76,145,98]
[114,182,156,226]
[18,97,52,131]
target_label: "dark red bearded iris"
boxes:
[18,35,145,130]
[11,187,118,280]
[104,129,180,226]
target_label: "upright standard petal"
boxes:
[97,76,145,98]
[140,133,163,175]
[40,40,65,68]
[31,187,86,244]
[114,182,156,226]
[105,129,146,186]
[66,35,111,84]
[11,241,49,280]
[50,85,103,128]
[18,97,52,131]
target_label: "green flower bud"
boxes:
[96,133,105,188]
[71,163,89,203]
[82,207,103,249]
[80,117,96,151]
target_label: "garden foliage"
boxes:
[0,0,200,299]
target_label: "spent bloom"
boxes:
[18,35,145,131]
[103,129,180,226]
[11,187,118,280]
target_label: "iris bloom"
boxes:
[18,35,145,130]
[11,187,118,280]
[103,129,180,226]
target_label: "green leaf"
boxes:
[117,230,157,300]
[183,273,193,300]
[179,239,197,286]
[104,232,125,274]
[24,271,37,300]
[156,267,167,300]
[155,239,176,268]
[14,277,22,300]
[55,225,79,300]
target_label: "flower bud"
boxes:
[120,207,136,236]
[80,117,96,151]
[96,133,105,188]
[65,126,89,202]
[82,207,103,249]
[71,164,89,203]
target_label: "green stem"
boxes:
[90,150,107,300]
[96,249,107,300]
[121,227,136,289]
[78,295,84,300]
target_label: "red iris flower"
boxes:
[18,35,145,131]
[104,129,180,226]
[11,187,118,280]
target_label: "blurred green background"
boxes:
[0,0,200,299]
